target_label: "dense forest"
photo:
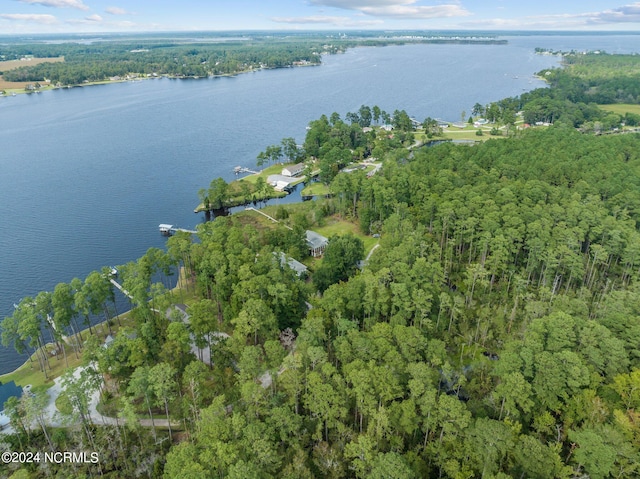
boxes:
[3,50,640,478]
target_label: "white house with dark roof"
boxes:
[282,163,305,177]
[306,230,328,257]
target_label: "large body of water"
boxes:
[0,34,638,374]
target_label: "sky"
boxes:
[1,0,640,34]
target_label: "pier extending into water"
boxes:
[159,224,198,236]
[110,277,160,313]
[234,166,260,175]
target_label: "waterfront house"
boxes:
[282,163,305,177]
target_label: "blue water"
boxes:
[0,381,22,408]
[0,33,638,374]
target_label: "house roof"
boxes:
[275,252,308,276]
[306,230,328,249]
[284,162,305,171]
[267,174,297,185]
[282,163,305,176]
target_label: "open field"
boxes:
[0,57,64,90]
[599,104,640,115]
[442,129,491,141]
[0,56,64,72]
[0,79,42,90]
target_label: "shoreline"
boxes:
[0,267,188,388]
[0,36,510,97]
[0,62,322,97]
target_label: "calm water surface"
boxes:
[0,34,638,374]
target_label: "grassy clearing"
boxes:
[237,164,282,184]
[0,57,64,91]
[312,217,378,254]
[442,128,494,142]
[0,57,64,72]
[599,104,640,115]
[301,182,330,196]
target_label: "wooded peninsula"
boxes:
[2,42,640,478]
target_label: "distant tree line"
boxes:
[0,33,505,86]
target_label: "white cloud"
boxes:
[0,13,58,24]
[309,0,470,19]
[463,2,640,30]
[359,4,470,19]
[105,6,133,15]
[273,15,351,24]
[16,0,89,10]
[588,3,640,24]
[67,13,104,24]
[311,0,413,7]
[271,15,383,26]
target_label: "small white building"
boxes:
[282,163,305,177]
[267,174,297,191]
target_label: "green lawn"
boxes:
[55,392,73,415]
[301,182,330,196]
[442,128,494,142]
[599,104,640,115]
[237,164,282,185]
[0,346,83,390]
[312,218,378,254]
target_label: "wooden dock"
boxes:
[110,278,132,300]
[159,224,197,236]
[234,166,260,175]
[110,278,160,313]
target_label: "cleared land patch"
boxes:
[599,104,640,116]
[0,56,64,90]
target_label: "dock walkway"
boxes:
[234,166,261,175]
[244,207,293,231]
[159,224,197,235]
